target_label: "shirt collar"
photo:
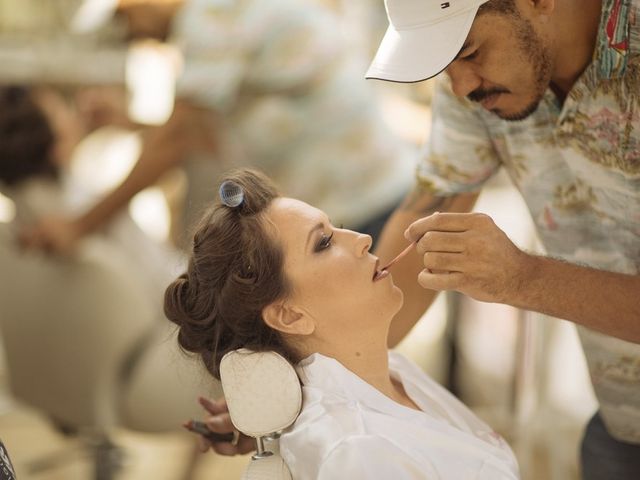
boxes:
[295,352,419,420]
[593,0,633,79]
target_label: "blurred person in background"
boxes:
[0,84,176,293]
[0,83,218,440]
[20,0,414,253]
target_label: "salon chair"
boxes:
[220,349,302,480]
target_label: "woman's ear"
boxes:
[262,301,315,336]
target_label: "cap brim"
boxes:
[366,6,480,83]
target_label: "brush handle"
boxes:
[185,420,235,443]
[380,242,416,271]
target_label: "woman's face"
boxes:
[265,197,403,336]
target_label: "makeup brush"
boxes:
[374,242,416,281]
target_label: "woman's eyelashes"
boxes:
[315,232,334,252]
[313,224,344,252]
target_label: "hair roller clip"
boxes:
[219,180,244,208]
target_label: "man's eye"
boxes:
[462,50,479,61]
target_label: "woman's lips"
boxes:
[373,259,388,281]
[373,269,389,282]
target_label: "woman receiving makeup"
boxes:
[165,169,519,479]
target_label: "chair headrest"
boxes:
[220,349,302,438]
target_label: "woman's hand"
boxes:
[19,216,83,255]
[197,396,255,456]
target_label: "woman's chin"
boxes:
[390,289,404,315]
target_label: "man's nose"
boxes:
[446,61,482,99]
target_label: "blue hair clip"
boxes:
[219,180,244,208]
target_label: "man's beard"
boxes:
[467,16,552,122]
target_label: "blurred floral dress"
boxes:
[417,0,640,442]
[170,0,414,236]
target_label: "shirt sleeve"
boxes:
[317,435,437,480]
[416,77,501,195]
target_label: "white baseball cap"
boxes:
[367,0,489,83]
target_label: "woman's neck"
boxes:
[311,331,419,409]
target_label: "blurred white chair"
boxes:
[0,180,221,479]
[0,220,154,478]
[220,349,302,480]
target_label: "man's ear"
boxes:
[262,301,315,336]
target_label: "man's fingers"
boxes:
[197,435,210,453]
[211,442,241,456]
[422,251,466,272]
[208,432,254,456]
[198,396,227,415]
[417,230,467,254]
[405,212,487,241]
[204,413,234,433]
[417,269,464,291]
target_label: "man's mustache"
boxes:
[467,87,510,103]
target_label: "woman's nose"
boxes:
[354,233,373,257]
[446,61,482,99]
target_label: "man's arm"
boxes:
[374,186,478,348]
[514,255,640,342]
[405,213,640,344]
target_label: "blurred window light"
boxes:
[71,127,142,195]
[129,187,170,243]
[0,191,16,223]
[70,0,119,34]
[126,41,181,125]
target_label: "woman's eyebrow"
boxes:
[305,222,325,249]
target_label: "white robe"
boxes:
[280,351,519,480]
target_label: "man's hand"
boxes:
[405,212,530,304]
[197,396,255,456]
[19,216,83,255]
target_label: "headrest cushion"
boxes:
[220,349,302,437]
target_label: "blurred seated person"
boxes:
[21,0,414,254]
[0,84,218,432]
[164,169,520,480]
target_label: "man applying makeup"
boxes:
[368,1,640,478]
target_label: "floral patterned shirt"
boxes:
[417,0,640,442]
